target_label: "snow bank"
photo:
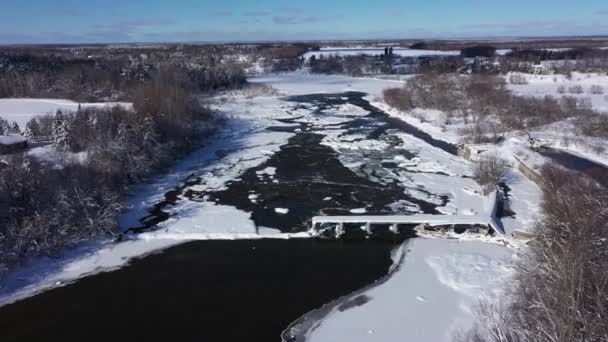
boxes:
[303,239,515,342]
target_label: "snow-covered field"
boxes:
[296,238,515,342]
[505,72,608,166]
[507,72,608,110]
[0,98,132,128]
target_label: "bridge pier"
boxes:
[335,222,345,238]
[390,223,399,234]
[365,222,372,234]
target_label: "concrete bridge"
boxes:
[310,190,505,236]
[311,214,501,236]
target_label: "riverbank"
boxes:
[289,238,515,342]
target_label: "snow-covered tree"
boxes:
[52,110,71,150]
[0,118,10,135]
[8,121,21,135]
[24,118,41,140]
[141,116,159,155]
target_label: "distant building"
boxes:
[0,135,28,154]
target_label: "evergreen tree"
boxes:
[0,118,10,135]
[309,54,317,66]
[8,121,21,135]
[52,110,71,150]
[24,119,41,140]
[141,116,159,155]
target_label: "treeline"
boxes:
[505,47,608,61]
[383,74,607,142]
[308,48,608,77]
[310,54,389,76]
[258,44,310,72]
[460,165,608,342]
[0,47,246,102]
[0,49,246,276]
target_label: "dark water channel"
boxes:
[0,239,398,342]
[540,149,608,188]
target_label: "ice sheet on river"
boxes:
[292,239,515,342]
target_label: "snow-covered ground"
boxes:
[507,72,608,111]
[504,72,608,166]
[373,71,608,231]
[0,98,132,128]
[296,238,515,342]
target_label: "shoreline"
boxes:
[281,240,411,342]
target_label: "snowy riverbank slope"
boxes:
[300,238,515,342]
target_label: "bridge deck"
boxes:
[312,214,488,226]
[311,190,505,235]
[311,214,504,235]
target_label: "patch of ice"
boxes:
[305,239,515,342]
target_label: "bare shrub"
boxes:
[577,97,593,109]
[568,84,584,94]
[383,87,414,111]
[577,112,608,138]
[560,95,579,113]
[0,155,122,270]
[454,301,521,342]
[557,85,567,94]
[514,165,608,341]
[591,143,606,154]
[473,153,509,194]
[508,73,528,85]
[133,69,188,118]
[459,121,504,144]
[382,74,604,137]
[240,83,281,98]
[589,84,605,95]
[465,165,608,342]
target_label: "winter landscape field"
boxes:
[1,1,607,342]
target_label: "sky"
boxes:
[1,0,608,44]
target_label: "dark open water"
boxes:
[0,239,399,342]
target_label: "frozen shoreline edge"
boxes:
[281,240,411,342]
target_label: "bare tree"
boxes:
[473,153,509,194]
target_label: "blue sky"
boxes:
[1,0,608,43]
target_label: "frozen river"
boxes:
[0,71,518,342]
